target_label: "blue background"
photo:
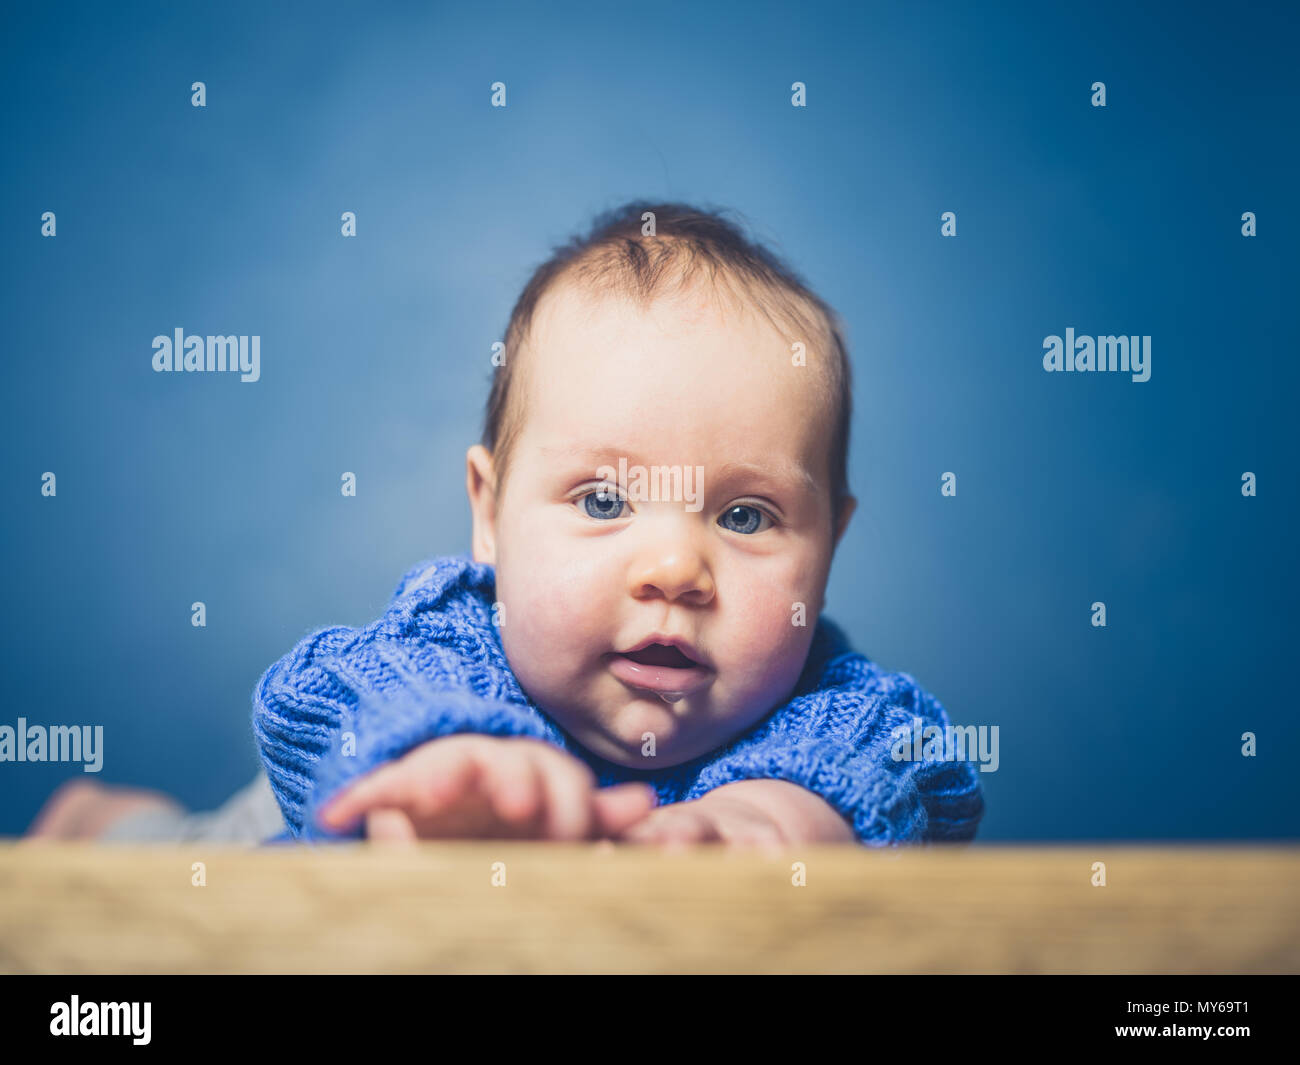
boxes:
[3,0,1296,840]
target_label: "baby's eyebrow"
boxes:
[539,445,818,497]
[710,460,819,497]
[539,444,638,461]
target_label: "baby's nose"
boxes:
[627,545,715,605]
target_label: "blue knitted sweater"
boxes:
[251,554,984,845]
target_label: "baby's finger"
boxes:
[407,744,487,821]
[318,744,477,830]
[478,742,544,830]
[317,763,410,831]
[591,784,658,838]
[621,808,717,847]
[365,807,417,844]
[530,748,599,840]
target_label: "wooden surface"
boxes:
[1,843,1297,974]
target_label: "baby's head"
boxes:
[466,202,856,768]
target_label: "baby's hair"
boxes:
[481,200,853,530]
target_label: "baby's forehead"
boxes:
[527,277,832,388]
[516,282,837,481]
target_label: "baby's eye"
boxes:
[717,504,773,535]
[578,484,628,521]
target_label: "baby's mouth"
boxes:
[606,642,714,703]
[620,643,699,668]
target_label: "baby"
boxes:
[253,201,985,847]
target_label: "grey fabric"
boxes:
[98,771,284,844]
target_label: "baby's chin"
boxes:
[546,693,720,770]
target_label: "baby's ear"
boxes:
[465,445,498,564]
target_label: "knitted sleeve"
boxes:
[682,624,986,846]
[250,557,564,841]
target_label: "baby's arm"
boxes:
[255,637,572,840]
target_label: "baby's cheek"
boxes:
[496,555,603,691]
[727,567,805,642]
[499,583,563,682]
[720,580,816,700]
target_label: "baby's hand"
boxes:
[315,734,657,842]
[615,793,786,850]
[616,780,856,849]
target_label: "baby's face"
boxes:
[468,280,852,768]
